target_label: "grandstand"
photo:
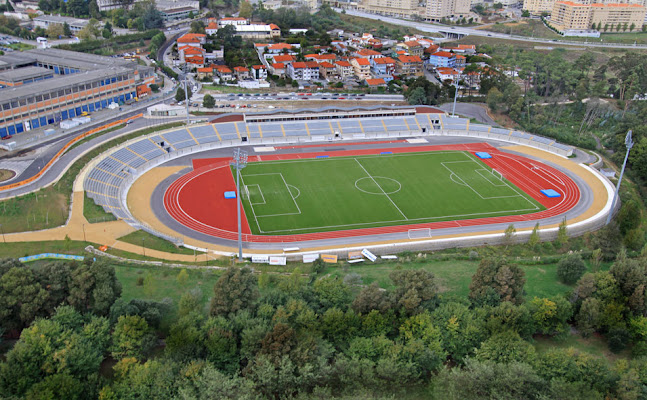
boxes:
[83,107,574,239]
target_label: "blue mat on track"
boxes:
[475,152,492,159]
[540,189,561,198]
[224,191,236,199]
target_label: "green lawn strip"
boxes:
[0,240,91,258]
[240,151,543,235]
[65,123,126,154]
[534,332,630,365]
[117,230,200,255]
[83,193,117,224]
[114,263,222,309]
[0,186,69,233]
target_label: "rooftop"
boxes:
[0,66,53,82]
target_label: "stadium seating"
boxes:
[84,113,574,224]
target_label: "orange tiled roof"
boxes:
[335,60,352,67]
[268,43,292,50]
[273,55,295,62]
[319,61,335,68]
[373,57,395,64]
[431,51,454,58]
[234,66,249,72]
[353,58,370,66]
[403,40,421,47]
[272,63,285,69]
[399,55,422,63]
[366,78,386,85]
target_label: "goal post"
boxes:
[243,185,250,200]
[492,169,504,181]
[408,228,432,239]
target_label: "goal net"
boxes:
[242,185,250,200]
[492,169,504,181]
[408,228,432,239]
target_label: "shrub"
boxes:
[556,254,587,284]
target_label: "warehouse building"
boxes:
[0,48,154,138]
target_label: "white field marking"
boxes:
[248,184,266,205]
[244,150,466,167]
[246,173,302,219]
[530,162,566,186]
[441,161,521,201]
[354,158,408,220]
[287,184,301,199]
[449,173,467,186]
[258,205,540,234]
[239,173,263,233]
[354,176,402,195]
[460,152,540,210]
[476,168,507,187]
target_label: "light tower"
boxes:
[232,148,248,261]
[607,130,633,225]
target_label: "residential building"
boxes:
[436,67,461,82]
[371,56,396,76]
[231,24,281,39]
[358,0,420,18]
[271,54,296,65]
[160,7,195,21]
[523,0,557,15]
[252,65,267,80]
[318,61,337,79]
[214,65,233,80]
[305,53,337,62]
[353,48,384,60]
[177,33,206,47]
[206,21,219,35]
[351,58,371,79]
[550,0,645,31]
[455,55,466,67]
[197,66,214,79]
[0,48,153,137]
[425,0,471,20]
[334,60,354,78]
[366,78,387,88]
[287,61,320,80]
[427,51,456,67]
[271,63,286,77]
[398,41,424,57]
[442,44,476,53]
[396,55,423,76]
[234,66,250,80]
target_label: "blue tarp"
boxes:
[224,191,236,199]
[475,152,492,159]
[540,189,561,198]
[19,253,84,263]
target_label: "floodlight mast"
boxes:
[232,148,248,260]
[606,130,633,225]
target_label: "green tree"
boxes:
[67,260,121,316]
[486,87,504,113]
[390,269,438,315]
[176,364,258,399]
[504,224,516,246]
[202,94,215,108]
[528,222,540,248]
[239,0,253,18]
[63,22,72,37]
[111,315,157,360]
[469,257,526,305]
[210,267,259,316]
[313,275,352,311]
[352,282,393,314]
[557,254,587,284]
[526,296,572,336]
[557,217,569,247]
[576,297,601,337]
[0,267,49,332]
[476,331,536,364]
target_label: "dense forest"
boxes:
[2,220,647,400]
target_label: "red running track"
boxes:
[163,143,580,243]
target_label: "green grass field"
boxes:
[238,151,544,235]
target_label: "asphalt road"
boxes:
[438,102,499,126]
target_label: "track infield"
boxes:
[163,143,580,242]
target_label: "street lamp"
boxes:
[142,237,146,257]
[451,79,459,116]
[232,148,248,261]
[82,223,86,242]
[607,130,633,225]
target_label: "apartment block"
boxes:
[523,0,557,15]
[550,0,646,31]
[358,0,420,17]
[425,0,471,20]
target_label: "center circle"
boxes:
[355,176,402,195]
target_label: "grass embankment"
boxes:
[0,122,184,234]
[0,169,16,182]
[84,193,117,224]
[117,230,199,255]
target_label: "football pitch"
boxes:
[236,151,545,235]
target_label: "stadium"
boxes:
[82,105,614,258]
